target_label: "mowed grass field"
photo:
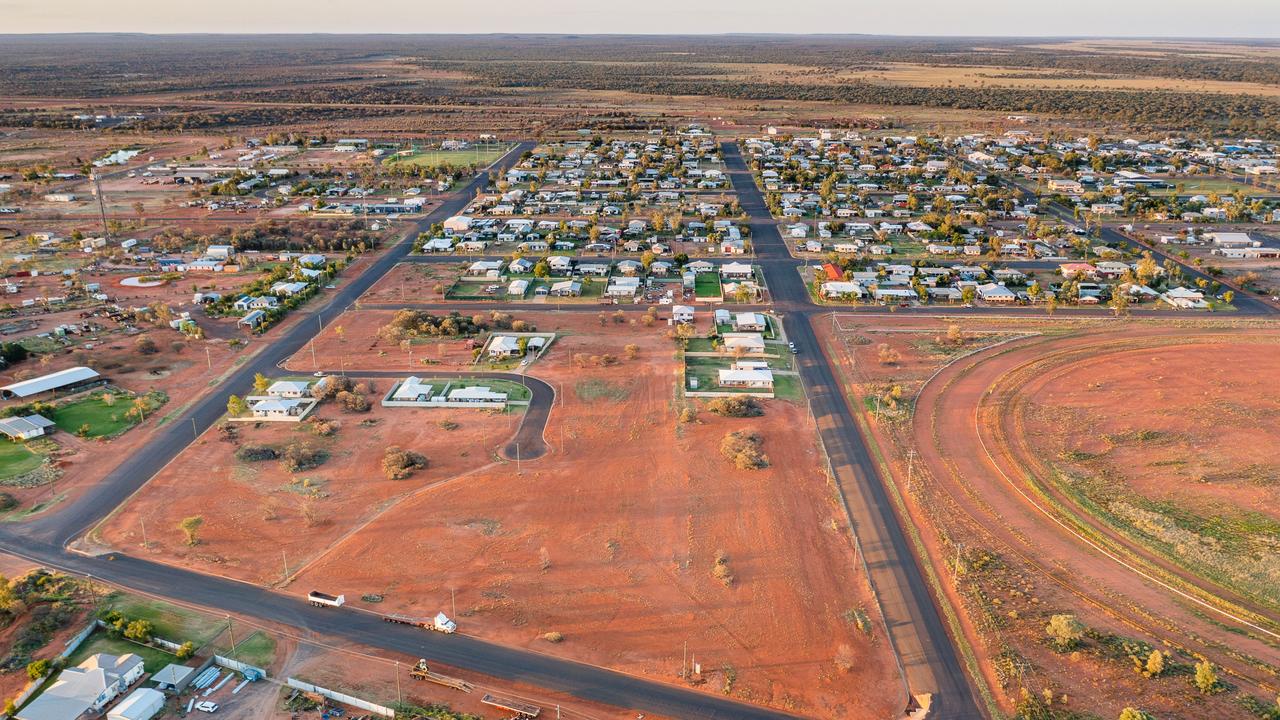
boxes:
[384,145,512,169]
[0,440,42,481]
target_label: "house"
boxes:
[606,276,641,297]
[233,295,278,311]
[238,309,267,329]
[270,281,308,297]
[732,312,767,332]
[821,281,864,299]
[508,258,535,275]
[447,385,508,403]
[251,398,307,418]
[686,260,715,274]
[672,305,695,323]
[205,244,234,260]
[390,377,435,403]
[721,332,766,356]
[720,262,754,280]
[1,366,100,400]
[266,380,311,398]
[296,254,326,267]
[1161,286,1209,309]
[108,688,165,720]
[976,283,1018,303]
[466,260,504,277]
[17,653,144,720]
[0,414,56,440]
[508,279,530,297]
[718,366,774,389]
[1058,263,1098,280]
[547,256,574,274]
[421,237,454,252]
[548,280,582,297]
[488,335,523,359]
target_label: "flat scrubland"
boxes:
[819,313,1280,719]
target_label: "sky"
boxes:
[2,0,1279,36]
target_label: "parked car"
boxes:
[195,702,219,713]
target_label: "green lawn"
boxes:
[103,593,227,645]
[694,274,723,299]
[223,630,276,668]
[65,632,176,674]
[384,145,512,169]
[47,392,142,438]
[0,440,43,482]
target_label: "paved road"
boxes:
[306,369,553,460]
[724,142,985,719]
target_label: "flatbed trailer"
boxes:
[481,693,541,718]
[407,660,474,692]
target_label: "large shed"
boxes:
[0,366,100,399]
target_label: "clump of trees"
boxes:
[720,431,768,470]
[382,446,428,480]
[234,445,278,462]
[378,310,486,344]
[705,396,763,417]
[280,442,327,472]
[1044,613,1085,651]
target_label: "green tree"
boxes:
[1045,614,1085,651]
[26,659,50,680]
[176,641,196,660]
[179,515,204,546]
[123,619,153,642]
[253,373,271,394]
[1223,290,1235,305]
[1144,649,1165,678]
[227,395,248,417]
[1195,660,1219,694]
[1119,708,1152,720]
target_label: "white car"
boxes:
[195,701,219,713]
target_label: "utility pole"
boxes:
[516,442,521,475]
[226,616,236,654]
[140,518,148,548]
[906,449,916,494]
[91,172,110,241]
[395,661,401,703]
[451,587,456,617]
[310,341,317,370]
[282,549,289,581]
[191,417,198,441]
[205,346,212,370]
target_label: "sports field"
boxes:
[384,144,513,169]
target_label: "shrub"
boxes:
[382,446,428,480]
[336,390,370,413]
[175,641,195,660]
[720,431,768,470]
[314,375,353,401]
[123,619,153,642]
[712,550,734,586]
[1045,614,1085,651]
[281,442,326,472]
[705,396,763,418]
[542,631,564,643]
[179,516,203,546]
[234,445,278,462]
[1195,660,1220,694]
[0,492,17,511]
[307,418,338,437]
[133,336,158,355]
[26,658,50,680]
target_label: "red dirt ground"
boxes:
[286,311,900,718]
[98,399,517,586]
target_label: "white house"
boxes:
[672,305,695,323]
[266,380,312,398]
[18,653,144,720]
[108,688,165,720]
[721,332,766,356]
[718,366,774,389]
[0,414,56,440]
[251,398,307,418]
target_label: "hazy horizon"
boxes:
[2,0,1278,37]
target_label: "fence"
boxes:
[60,621,97,658]
[286,678,394,718]
[213,655,267,678]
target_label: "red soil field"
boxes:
[286,311,900,718]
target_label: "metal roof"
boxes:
[1,366,99,398]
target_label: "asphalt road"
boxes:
[307,369,553,460]
[723,142,986,718]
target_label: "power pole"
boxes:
[395,662,401,703]
[140,518,148,548]
[451,587,456,617]
[226,616,236,654]
[91,172,110,241]
[282,549,289,580]
[191,417,198,441]
[906,449,916,494]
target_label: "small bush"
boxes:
[133,336,159,355]
[1045,614,1085,651]
[542,631,564,643]
[0,492,17,511]
[720,431,768,470]
[307,418,338,437]
[235,445,278,462]
[712,550,734,586]
[336,390,370,413]
[280,442,327,473]
[705,396,763,418]
[382,446,428,480]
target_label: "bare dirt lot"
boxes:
[281,311,899,718]
[98,398,517,586]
